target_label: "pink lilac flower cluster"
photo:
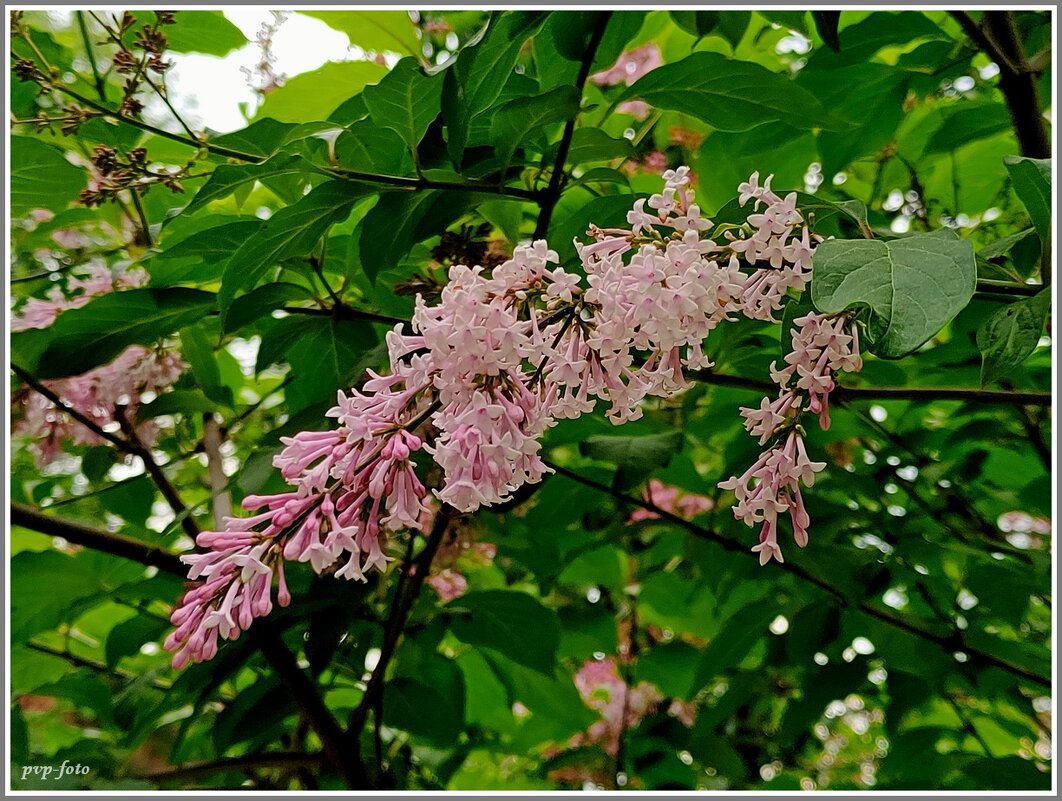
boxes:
[569,658,665,756]
[167,167,855,666]
[590,42,663,119]
[629,478,713,523]
[11,263,185,466]
[720,312,863,565]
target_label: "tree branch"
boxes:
[541,461,1050,688]
[135,751,324,784]
[950,11,1050,160]
[345,506,455,743]
[690,369,1051,406]
[12,501,185,574]
[533,12,612,238]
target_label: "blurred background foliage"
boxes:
[8,8,1053,791]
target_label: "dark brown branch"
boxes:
[12,501,186,574]
[136,751,324,784]
[346,506,455,742]
[24,640,173,692]
[690,370,1051,406]
[255,631,369,788]
[533,12,612,238]
[950,13,1049,158]
[115,408,200,540]
[975,279,1044,298]
[12,364,134,453]
[542,461,1050,688]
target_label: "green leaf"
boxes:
[303,10,420,56]
[133,10,246,56]
[364,57,444,158]
[136,389,219,420]
[149,219,262,286]
[334,118,415,175]
[184,154,316,215]
[223,282,315,333]
[811,10,841,52]
[580,430,683,472]
[670,11,722,38]
[694,604,777,688]
[282,316,379,409]
[447,590,560,674]
[10,137,85,217]
[810,229,977,357]
[925,102,1012,154]
[1004,156,1051,246]
[105,615,170,669]
[758,11,809,34]
[179,324,233,408]
[490,86,581,171]
[979,227,1037,262]
[976,289,1050,385]
[220,181,372,315]
[442,11,550,163]
[383,676,464,744]
[562,127,636,165]
[207,119,336,159]
[256,61,388,123]
[12,288,216,379]
[617,51,830,133]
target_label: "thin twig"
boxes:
[542,461,1050,688]
[690,369,1051,406]
[533,12,612,238]
[135,752,324,784]
[75,11,107,101]
[346,506,455,740]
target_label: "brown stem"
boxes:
[201,413,232,526]
[345,506,455,740]
[135,752,324,784]
[690,369,1051,406]
[542,461,1050,688]
[533,13,612,238]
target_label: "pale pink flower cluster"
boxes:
[11,263,185,466]
[168,168,849,666]
[166,361,437,666]
[720,312,863,565]
[629,478,713,523]
[726,171,817,321]
[569,658,664,756]
[590,42,663,119]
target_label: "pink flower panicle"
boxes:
[11,263,184,466]
[570,658,664,756]
[629,478,713,523]
[167,168,853,666]
[720,311,863,565]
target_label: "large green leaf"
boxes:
[179,324,233,408]
[442,11,550,163]
[1004,156,1051,246]
[12,288,216,379]
[580,430,683,471]
[149,219,263,286]
[976,289,1051,385]
[447,590,560,674]
[220,180,374,315]
[333,119,414,175]
[490,86,581,171]
[925,102,1013,154]
[811,230,977,358]
[617,51,831,132]
[256,61,388,123]
[133,10,246,56]
[364,57,444,158]
[183,154,317,215]
[302,10,420,56]
[10,137,85,217]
